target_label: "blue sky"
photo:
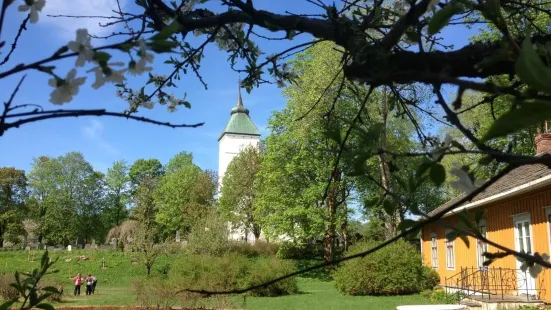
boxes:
[0,0,477,174]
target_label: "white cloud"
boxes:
[40,0,126,40]
[82,119,118,154]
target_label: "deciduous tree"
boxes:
[219,146,262,241]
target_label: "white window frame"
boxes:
[476,219,488,269]
[445,229,455,270]
[430,232,438,269]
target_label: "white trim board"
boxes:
[443,173,551,218]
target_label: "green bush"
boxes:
[185,212,230,256]
[228,241,279,257]
[276,241,322,259]
[246,257,298,296]
[421,288,459,304]
[420,266,440,290]
[170,253,298,297]
[334,239,435,296]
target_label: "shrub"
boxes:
[170,253,298,297]
[38,281,64,302]
[185,212,230,256]
[246,257,298,296]
[420,266,440,290]
[334,239,435,296]
[421,288,459,304]
[276,241,322,259]
[0,273,18,300]
[228,241,279,257]
[133,277,179,309]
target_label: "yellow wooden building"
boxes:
[421,133,551,302]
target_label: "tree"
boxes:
[27,156,61,243]
[0,167,27,247]
[104,160,131,227]
[256,42,358,262]
[132,176,162,276]
[219,146,262,241]
[129,159,164,190]
[154,152,216,238]
[28,152,106,245]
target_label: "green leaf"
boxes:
[41,286,61,294]
[116,43,133,52]
[474,209,487,226]
[515,38,551,93]
[459,234,470,248]
[93,51,112,65]
[482,0,502,22]
[398,219,418,231]
[150,40,179,53]
[445,230,457,242]
[0,300,15,310]
[416,159,432,177]
[428,2,465,35]
[429,164,446,187]
[182,101,191,109]
[482,100,551,141]
[287,30,296,40]
[151,20,181,41]
[151,41,178,53]
[35,303,55,310]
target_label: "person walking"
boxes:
[91,275,97,294]
[85,274,94,295]
[72,273,83,296]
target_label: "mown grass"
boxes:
[0,250,431,310]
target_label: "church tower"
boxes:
[218,83,261,191]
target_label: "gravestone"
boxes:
[67,245,72,252]
[175,230,181,243]
[84,244,91,249]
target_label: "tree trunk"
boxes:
[341,202,349,251]
[146,265,151,277]
[252,223,261,241]
[378,86,399,239]
[323,170,340,263]
[0,225,4,248]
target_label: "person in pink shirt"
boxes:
[72,273,83,296]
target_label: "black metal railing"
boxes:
[444,266,545,302]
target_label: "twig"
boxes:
[1,14,30,66]
[1,109,204,136]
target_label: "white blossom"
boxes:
[393,0,409,15]
[90,64,126,89]
[520,253,550,278]
[128,59,152,76]
[68,29,94,67]
[137,40,154,63]
[18,0,45,23]
[443,134,453,148]
[449,163,481,194]
[48,69,86,105]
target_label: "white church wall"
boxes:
[218,133,260,189]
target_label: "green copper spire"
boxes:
[218,81,261,141]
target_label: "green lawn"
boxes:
[0,250,432,310]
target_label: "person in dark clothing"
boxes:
[85,274,94,295]
[91,275,97,294]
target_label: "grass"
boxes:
[0,250,432,310]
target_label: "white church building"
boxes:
[218,85,263,243]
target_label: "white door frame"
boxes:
[513,213,537,296]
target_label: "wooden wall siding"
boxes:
[421,185,551,301]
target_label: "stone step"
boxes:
[460,301,482,308]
